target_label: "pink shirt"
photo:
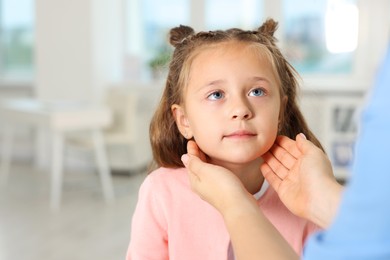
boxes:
[127,167,319,260]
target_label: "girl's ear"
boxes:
[171,104,193,139]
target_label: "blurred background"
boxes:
[0,0,389,259]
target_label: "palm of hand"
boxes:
[261,135,334,220]
[275,157,316,218]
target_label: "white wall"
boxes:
[34,0,124,102]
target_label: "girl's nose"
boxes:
[231,98,252,120]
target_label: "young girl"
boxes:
[127,19,323,260]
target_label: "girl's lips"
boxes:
[224,130,257,138]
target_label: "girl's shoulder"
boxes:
[141,167,189,191]
[137,167,197,208]
[148,166,188,180]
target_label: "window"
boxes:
[125,0,365,81]
[124,0,264,80]
[0,0,34,81]
[205,0,264,30]
[282,0,358,74]
[124,0,190,80]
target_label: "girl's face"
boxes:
[173,42,283,168]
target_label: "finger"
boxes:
[262,151,291,180]
[275,135,302,159]
[185,154,204,191]
[187,165,200,185]
[186,154,222,195]
[187,152,217,180]
[182,144,205,180]
[295,133,320,155]
[187,140,200,157]
[260,161,282,192]
[187,140,207,162]
[268,142,298,170]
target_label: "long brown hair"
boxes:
[149,19,323,170]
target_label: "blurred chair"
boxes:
[103,83,162,173]
[0,99,114,209]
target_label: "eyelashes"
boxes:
[206,88,267,101]
[207,91,224,100]
[249,88,266,97]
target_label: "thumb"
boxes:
[187,140,200,157]
[181,150,208,180]
[296,133,317,154]
[187,140,207,162]
[182,153,204,189]
[187,152,214,179]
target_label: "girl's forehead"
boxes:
[188,41,278,79]
[192,41,274,66]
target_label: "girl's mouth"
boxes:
[224,130,257,139]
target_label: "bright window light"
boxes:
[325,0,359,53]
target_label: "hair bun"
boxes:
[258,18,278,37]
[169,25,195,47]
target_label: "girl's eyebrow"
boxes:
[194,76,273,93]
[194,79,226,93]
[250,76,271,84]
[204,79,225,87]
[205,77,270,86]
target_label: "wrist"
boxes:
[308,179,343,228]
[220,191,258,221]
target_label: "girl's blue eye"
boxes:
[207,91,224,100]
[249,88,265,97]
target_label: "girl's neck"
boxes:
[211,158,264,195]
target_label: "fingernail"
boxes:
[181,154,189,166]
[299,133,307,140]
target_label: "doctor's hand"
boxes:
[181,140,253,216]
[261,134,343,228]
